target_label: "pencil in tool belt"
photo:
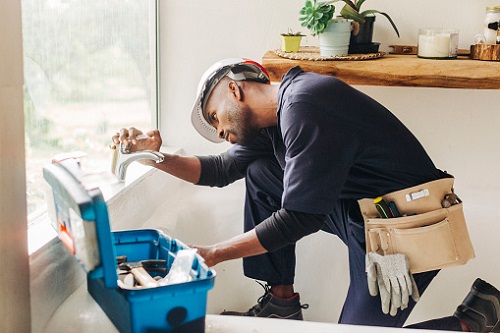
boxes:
[374,197,393,218]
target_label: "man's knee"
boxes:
[244,158,284,215]
[245,158,283,190]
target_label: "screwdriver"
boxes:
[389,201,402,218]
[374,197,393,218]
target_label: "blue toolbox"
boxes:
[43,158,216,333]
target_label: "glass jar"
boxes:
[417,28,459,59]
[484,6,500,44]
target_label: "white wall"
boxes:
[0,0,32,332]
[157,0,500,326]
[159,0,500,154]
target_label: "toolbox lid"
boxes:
[43,158,119,288]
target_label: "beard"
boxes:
[226,103,260,146]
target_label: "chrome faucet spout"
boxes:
[114,149,164,182]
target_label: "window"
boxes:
[22,0,158,249]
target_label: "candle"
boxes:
[418,28,459,59]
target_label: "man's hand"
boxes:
[111,127,162,153]
[111,127,203,184]
[189,244,220,267]
[189,229,268,268]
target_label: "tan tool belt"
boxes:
[358,178,475,274]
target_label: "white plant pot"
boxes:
[318,18,352,57]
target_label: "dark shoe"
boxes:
[454,278,500,332]
[220,283,308,320]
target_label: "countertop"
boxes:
[43,282,449,333]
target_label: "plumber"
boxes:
[112,58,500,332]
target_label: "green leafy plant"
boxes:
[339,0,400,37]
[299,0,399,37]
[281,28,305,37]
[299,0,336,35]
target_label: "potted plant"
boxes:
[339,0,400,53]
[299,0,352,57]
[281,29,305,53]
[300,0,400,55]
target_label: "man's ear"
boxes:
[228,80,242,101]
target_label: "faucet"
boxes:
[112,145,165,182]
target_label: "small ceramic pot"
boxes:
[281,35,303,52]
[318,18,352,57]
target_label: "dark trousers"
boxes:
[242,157,442,327]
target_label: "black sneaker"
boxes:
[221,282,308,320]
[454,278,500,332]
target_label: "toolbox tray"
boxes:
[43,158,215,333]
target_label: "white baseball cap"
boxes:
[190,58,270,143]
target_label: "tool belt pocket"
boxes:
[358,178,475,274]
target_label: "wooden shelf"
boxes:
[262,50,500,89]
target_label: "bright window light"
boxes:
[22,0,158,251]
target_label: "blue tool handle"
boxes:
[389,201,402,218]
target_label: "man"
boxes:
[113,58,500,331]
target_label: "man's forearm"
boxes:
[210,229,267,265]
[142,154,202,184]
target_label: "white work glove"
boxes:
[366,252,420,316]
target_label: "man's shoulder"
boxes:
[285,70,347,96]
